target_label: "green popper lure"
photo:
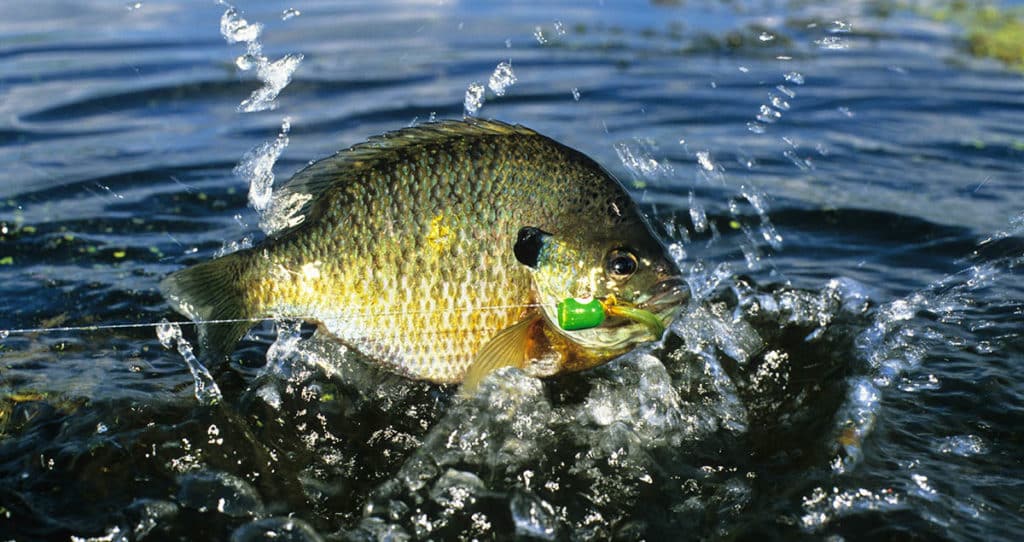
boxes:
[556,297,666,337]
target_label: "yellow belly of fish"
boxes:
[254,257,528,383]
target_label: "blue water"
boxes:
[2,1,1023,540]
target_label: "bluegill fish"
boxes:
[160,119,688,390]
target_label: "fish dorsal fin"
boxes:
[265,119,540,237]
[460,312,542,396]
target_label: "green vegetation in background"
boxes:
[926,0,1024,68]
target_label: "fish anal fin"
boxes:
[461,313,542,396]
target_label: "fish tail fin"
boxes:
[160,251,256,362]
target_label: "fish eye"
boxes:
[606,248,638,279]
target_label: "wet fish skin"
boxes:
[161,119,684,385]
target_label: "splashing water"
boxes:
[156,319,222,405]
[488,61,517,97]
[232,118,291,234]
[463,82,485,116]
[219,5,303,112]
[614,138,673,189]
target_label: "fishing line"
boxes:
[0,303,552,338]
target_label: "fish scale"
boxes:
[161,119,683,384]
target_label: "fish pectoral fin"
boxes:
[460,314,541,396]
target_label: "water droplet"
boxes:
[815,36,848,50]
[125,1,142,10]
[220,7,262,44]
[234,118,291,234]
[936,434,987,457]
[769,93,790,111]
[756,104,781,123]
[487,61,516,97]
[695,151,715,172]
[96,423,108,434]
[688,192,708,233]
[784,71,805,85]
[238,53,303,113]
[533,26,547,44]
[235,54,255,71]
[510,492,557,540]
[830,20,852,33]
[463,82,485,116]
[668,242,686,264]
[156,319,221,405]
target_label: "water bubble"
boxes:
[553,20,566,35]
[775,84,796,98]
[758,32,774,42]
[463,82,485,116]
[487,61,516,97]
[0,329,9,342]
[281,8,301,21]
[125,1,142,10]
[571,87,581,101]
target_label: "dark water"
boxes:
[2,1,1023,540]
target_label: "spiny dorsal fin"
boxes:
[460,312,541,396]
[265,118,540,237]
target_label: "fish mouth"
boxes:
[599,276,691,332]
[553,277,690,351]
[636,276,691,316]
